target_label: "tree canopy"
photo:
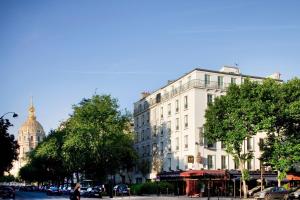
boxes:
[0,118,19,177]
[20,94,137,183]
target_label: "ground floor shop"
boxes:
[157,170,290,197]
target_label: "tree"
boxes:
[260,78,300,186]
[0,118,19,176]
[19,129,70,184]
[204,79,267,198]
[138,159,151,180]
[62,95,137,181]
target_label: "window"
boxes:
[205,74,210,86]
[168,158,172,171]
[207,155,213,169]
[136,117,139,128]
[259,138,264,151]
[142,114,145,125]
[221,141,226,149]
[247,137,253,151]
[142,130,145,141]
[207,140,216,149]
[147,145,150,156]
[207,94,213,105]
[234,159,239,170]
[31,136,33,141]
[168,139,171,151]
[176,118,179,130]
[221,155,227,169]
[160,142,164,155]
[218,76,223,89]
[142,146,145,157]
[175,99,179,112]
[176,137,179,150]
[199,127,204,145]
[176,157,180,169]
[147,128,150,139]
[168,103,171,116]
[160,107,163,118]
[156,93,161,103]
[247,159,252,170]
[184,96,188,109]
[153,125,157,137]
[147,112,150,123]
[167,121,171,134]
[231,77,236,84]
[184,115,188,128]
[160,127,163,136]
[184,135,188,149]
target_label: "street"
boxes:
[14,191,247,200]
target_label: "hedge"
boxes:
[130,181,174,195]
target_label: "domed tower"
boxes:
[18,99,45,162]
[10,99,46,176]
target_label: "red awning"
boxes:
[180,170,226,178]
[287,174,300,181]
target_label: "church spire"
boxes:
[28,96,36,120]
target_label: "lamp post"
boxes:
[0,112,18,119]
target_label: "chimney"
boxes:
[141,92,150,99]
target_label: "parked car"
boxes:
[46,186,62,196]
[86,186,102,198]
[253,186,288,200]
[0,186,15,199]
[248,186,261,197]
[289,188,300,199]
[113,184,129,196]
[80,186,88,197]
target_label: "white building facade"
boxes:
[133,66,280,183]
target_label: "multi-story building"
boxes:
[133,66,281,183]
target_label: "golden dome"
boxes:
[18,100,45,136]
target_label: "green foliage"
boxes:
[260,78,300,184]
[20,94,137,183]
[138,159,150,179]
[130,181,174,195]
[0,175,15,182]
[62,95,137,180]
[0,118,19,177]
[204,79,263,168]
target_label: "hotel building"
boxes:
[133,66,281,183]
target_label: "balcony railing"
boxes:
[134,79,230,115]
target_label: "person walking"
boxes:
[71,183,80,200]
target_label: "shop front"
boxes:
[158,170,228,197]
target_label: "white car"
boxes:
[289,188,300,199]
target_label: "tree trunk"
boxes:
[278,170,281,187]
[239,159,248,199]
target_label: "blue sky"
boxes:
[1,0,300,136]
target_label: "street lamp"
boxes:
[0,112,18,119]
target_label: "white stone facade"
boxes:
[133,66,280,183]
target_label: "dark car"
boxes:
[113,184,129,196]
[0,186,15,199]
[46,186,62,196]
[253,186,288,200]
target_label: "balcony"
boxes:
[134,79,230,116]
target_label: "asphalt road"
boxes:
[14,192,246,200]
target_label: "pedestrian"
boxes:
[70,183,80,200]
